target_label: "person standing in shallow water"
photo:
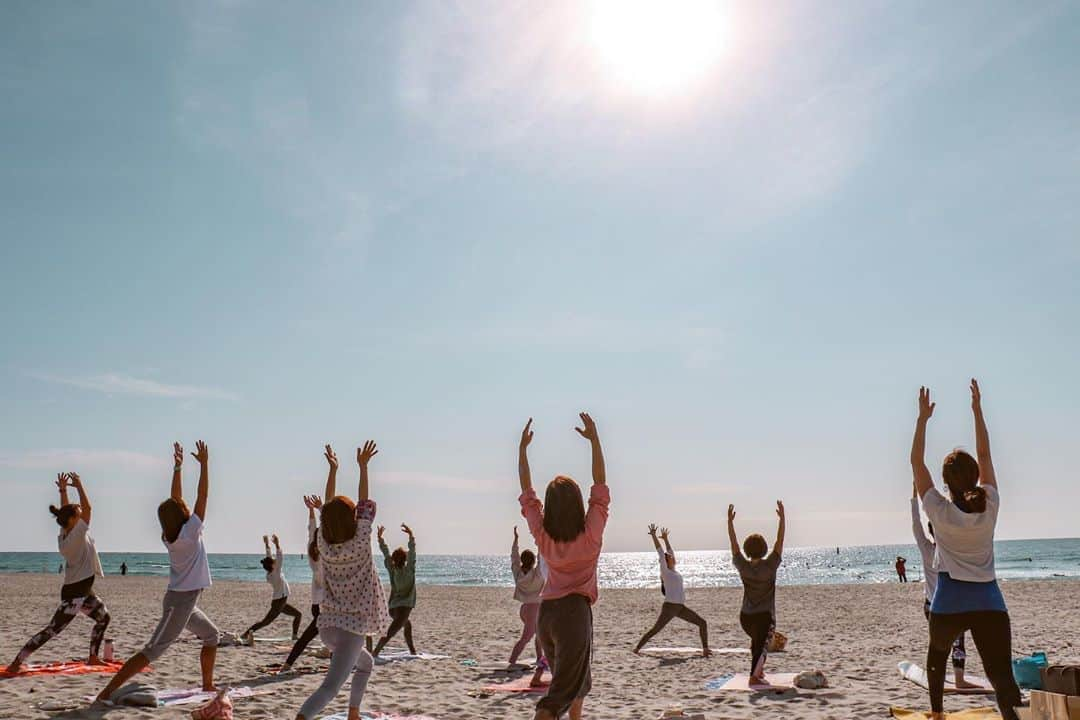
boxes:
[910,381,1022,720]
[518,414,610,720]
[727,500,785,684]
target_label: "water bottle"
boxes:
[103,639,114,662]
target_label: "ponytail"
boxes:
[959,487,987,514]
[49,504,78,527]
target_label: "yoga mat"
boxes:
[890,707,1002,719]
[481,673,552,693]
[374,649,450,665]
[254,635,296,643]
[320,713,444,720]
[157,686,272,706]
[640,646,749,657]
[705,672,799,692]
[1,660,138,678]
[898,661,994,695]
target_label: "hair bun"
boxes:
[49,504,61,517]
[963,487,988,513]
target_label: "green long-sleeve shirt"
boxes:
[379,535,417,609]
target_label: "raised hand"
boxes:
[191,440,208,465]
[324,444,338,470]
[309,494,322,509]
[776,500,785,518]
[520,418,534,449]
[918,386,936,422]
[513,526,519,541]
[647,523,658,536]
[55,472,69,492]
[357,440,378,467]
[574,412,598,442]
[263,534,269,545]
[67,472,82,489]
[728,504,736,522]
[970,378,982,410]
[173,442,184,468]
[272,534,280,547]
[660,527,670,540]
[377,525,385,540]
[303,495,315,510]
[401,523,413,537]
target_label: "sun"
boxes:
[588,0,727,97]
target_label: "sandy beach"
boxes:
[1,575,1077,719]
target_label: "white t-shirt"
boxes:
[59,519,104,586]
[910,498,938,601]
[165,514,212,592]
[307,517,324,606]
[658,549,685,605]
[267,547,290,599]
[921,485,1000,583]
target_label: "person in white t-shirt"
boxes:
[633,524,710,657]
[7,472,110,673]
[243,534,303,640]
[281,494,326,672]
[910,381,1022,720]
[96,441,220,703]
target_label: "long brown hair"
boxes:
[542,476,586,543]
[158,497,191,544]
[942,449,987,513]
[321,497,357,544]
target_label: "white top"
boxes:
[267,546,289,599]
[511,537,546,604]
[59,519,103,585]
[165,514,212,592]
[307,516,324,606]
[921,485,1000,583]
[910,498,938,601]
[658,549,685,605]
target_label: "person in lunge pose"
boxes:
[244,534,303,641]
[8,472,110,673]
[633,524,710,657]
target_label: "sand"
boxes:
[1,575,1078,719]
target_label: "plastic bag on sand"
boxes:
[767,631,788,652]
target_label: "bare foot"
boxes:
[954,678,980,689]
[86,655,108,666]
[632,647,641,655]
[202,685,218,692]
[5,661,21,674]
[750,674,766,685]
[703,647,713,658]
[530,672,546,687]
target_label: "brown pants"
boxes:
[536,594,593,717]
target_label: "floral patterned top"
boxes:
[317,499,390,637]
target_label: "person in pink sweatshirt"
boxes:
[518,413,609,720]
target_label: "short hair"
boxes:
[157,497,191,544]
[542,476,586,543]
[520,549,536,573]
[743,533,768,560]
[321,497,357,544]
[391,547,408,568]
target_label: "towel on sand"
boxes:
[706,673,799,692]
[640,646,749,657]
[374,649,450,665]
[1,660,136,678]
[898,661,995,694]
[480,673,552,693]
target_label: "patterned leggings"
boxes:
[16,595,111,664]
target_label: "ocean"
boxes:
[2,538,1078,588]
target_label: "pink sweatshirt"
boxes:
[519,483,610,604]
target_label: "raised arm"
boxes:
[69,473,90,525]
[519,419,534,493]
[911,386,936,498]
[727,504,743,560]
[574,413,605,485]
[357,441,377,501]
[402,524,416,568]
[323,445,338,500]
[377,525,389,559]
[272,534,283,564]
[660,527,675,560]
[772,500,786,558]
[970,379,997,489]
[56,473,71,507]
[191,441,209,520]
[263,534,271,558]
[171,442,184,501]
[511,526,522,575]
[647,523,662,552]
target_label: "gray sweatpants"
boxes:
[298,626,374,718]
[141,589,219,662]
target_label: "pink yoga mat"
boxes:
[707,672,799,692]
[481,674,552,693]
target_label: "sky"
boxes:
[1,0,1078,555]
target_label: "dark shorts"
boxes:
[536,594,593,716]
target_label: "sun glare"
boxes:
[588,0,727,97]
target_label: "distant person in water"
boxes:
[97,442,219,702]
[371,523,418,656]
[519,414,610,720]
[244,534,303,641]
[295,442,390,720]
[8,472,110,674]
[911,481,976,689]
[896,556,908,582]
[727,500,785,684]
[509,525,546,669]
[633,525,710,657]
[120,562,127,576]
[910,381,1021,720]
[281,495,325,672]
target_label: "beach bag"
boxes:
[1042,665,1080,696]
[794,670,828,689]
[768,630,788,652]
[1012,652,1048,689]
[191,688,233,720]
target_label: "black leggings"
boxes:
[739,611,774,677]
[923,600,966,669]
[14,595,111,664]
[245,596,302,637]
[537,594,593,718]
[284,604,320,666]
[373,606,415,655]
[634,602,708,651]
[927,611,1021,719]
